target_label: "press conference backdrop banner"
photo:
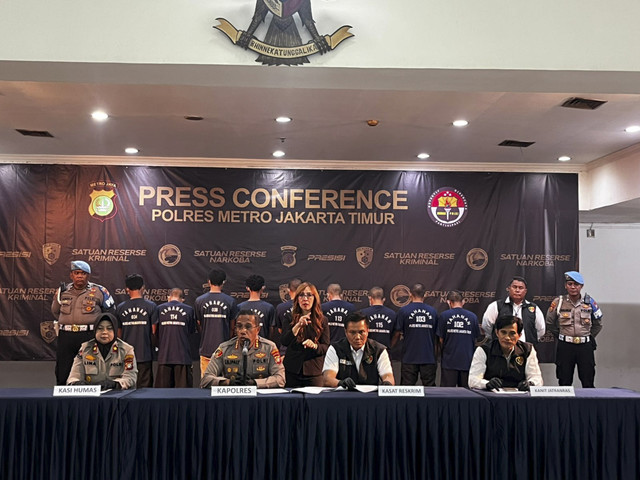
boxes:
[0,164,578,361]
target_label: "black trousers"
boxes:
[440,368,470,388]
[155,364,193,388]
[556,340,596,388]
[136,361,154,388]
[55,329,94,385]
[400,363,437,386]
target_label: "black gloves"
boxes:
[99,379,120,391]
[517,380,533,392]
[486,377,503,390]
[227,376,256,386]
[338,377,357,391]
[69,381,87,386]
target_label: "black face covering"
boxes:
[94,313,118,359]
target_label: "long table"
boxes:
[1,387,639,479]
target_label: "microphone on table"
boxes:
[242,339,250,385]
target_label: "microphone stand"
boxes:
[242,340,250,385]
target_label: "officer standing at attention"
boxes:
[51,260,115,385]
[482,276,545,347]
[200,310,285,388]
[322,312,395,389]
[546,271,603,388]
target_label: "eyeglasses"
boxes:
[236,323,256,331]
[298,293,314,298]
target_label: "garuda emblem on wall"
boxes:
[215,0,353,65]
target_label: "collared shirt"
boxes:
[482,297,546,342]
[468,344,543,389]
[322,344,393,377]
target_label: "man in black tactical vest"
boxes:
[482,276,545,348]
[322,312,395,389]
[469,315,543,390]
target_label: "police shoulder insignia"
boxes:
[271,348,282,364]
[548,300,557,312]
[124,354,134,370]
[214,348,223,358]
[515,356,524,366]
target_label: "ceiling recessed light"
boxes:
[91,111,109,121]
[625,125,640,133]
[125,147,139,154]
[275,117,292,123]
[417,153,430,160]
[272,150,285,158]
[184,115,203,121]
[452,120,468,127]
[558,156,571,162]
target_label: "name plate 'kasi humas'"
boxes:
[214,0,353,65]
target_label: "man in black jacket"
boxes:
[322,312,395,389]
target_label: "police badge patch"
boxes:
[355,247,373,269]
[88,181,118,222]
[124,354,134,370]
[42,243,61,266]
[40,321,56,344]
[281,246,297,268]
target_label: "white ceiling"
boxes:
[1,63,640,222]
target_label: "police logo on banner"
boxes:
[466,248,488,270]
[158,244,182,267]
[390,284,411,308]
[88,181,118,222]
[40,321,56,344]
[281,246,297,268]
[427,187,467,227]
[42,243,61,266]
[355,247,373,269]
[279,284,290,302]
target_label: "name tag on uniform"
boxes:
[530,386,575,397]
[378,385,424,397]
[211,386,257,397]
[339,359,353,366]
[53,385,101,396]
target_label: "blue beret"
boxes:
[564,271,584,284]
[71,260,91,274]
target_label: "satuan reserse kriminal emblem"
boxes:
[427,187,468,227]
[214,0,353,65]
[355,247,373,269]
[42,243,61,266]
[89,181,118,222]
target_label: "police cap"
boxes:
[564,271,584,285]
[71,260,91,274]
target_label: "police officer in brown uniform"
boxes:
[200,310,285,388]
[546,271,603,387]
[51,261,115,385]
[67,313,138,389]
